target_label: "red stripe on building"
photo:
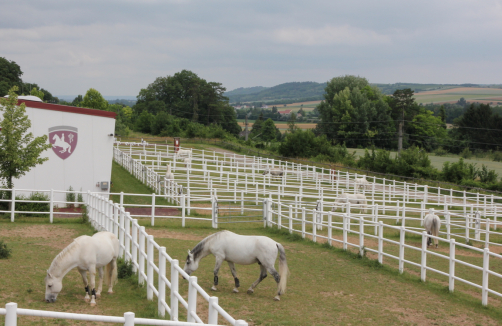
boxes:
[17,100,117,119]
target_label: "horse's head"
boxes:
[52,134,58,141]
[262,170,268,175]
[183,249,199,277]
[44,271,63,303]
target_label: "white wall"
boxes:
[13,102,116,205]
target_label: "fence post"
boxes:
[278,202,282,230]
[125,212,131,261]
[301,207,306,239]
[119,210,125,258]
[399,226,405,274]
[10,188,15,222]
[449,239,455,292]
[147,235,154,300]
[446,212,450,240]
[151,193,156,226]
[482,248,490,306]
[208,296,219,325]
[378,221,383,264]
[158,247,166,317]
[263,199,267,228]
[187,276,198,323]
[485,218,490,249]
[181,194,186,227]
[241,190,244,215]
[170,260,179,321]
[139,226,146,285]
[421,231,427,282]
[359,216,364,257]
[5,302,17,326]
[50,189,54,223]
[289,205,293,234]
[465,214,470,244]
[343,214,348,250]
[132,219,138,272]
[113,203,119,237]
[124,312,135,326]
[312,209,317,242]
[328,212,333,246]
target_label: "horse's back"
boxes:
[211,231,278,265]
[90,232,119,266]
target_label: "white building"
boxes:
[3,97,116,203]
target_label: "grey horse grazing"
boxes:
[424,208,441,248]
[331,193,368,213]
[262,168,284,179]
[183,230,289,301]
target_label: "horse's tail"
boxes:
[105,259,118,287]
[276,243,289,295]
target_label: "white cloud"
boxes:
[272,25,391,46]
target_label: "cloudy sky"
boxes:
[1,0,502,97]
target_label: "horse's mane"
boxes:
[189,231,226,260]
[48,236,85,273]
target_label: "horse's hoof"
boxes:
[96,293,101,298]
[108,291,114,295]
[233,288,239,293]
[211,286,217,291]
[90,302,96,307]
[273,296,280,301]
[247,289,254,294]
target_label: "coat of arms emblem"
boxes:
[48,126,78,160]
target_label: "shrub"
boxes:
[478,165,498,184]
[0,240,12,259]
[80,205,89,224]
[492,152,502,162]
[66,186,75,208]
[118,259,134,279]
[77,188,84,208]
[442,158,478,184]
[460,147,472,159]
[15,192,50,217]
[434,146,448,156]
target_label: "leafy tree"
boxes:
[407,109,447,151]
[135,111,154,133]
[0,57,23,97]
[287,112,298,133]
[389,88,417,153]
[30,87,45,100]
[249,112,265,140]
[260,118,279,142]
[81,88,108,111]
[0,87,52,194]
[72,95,83,107]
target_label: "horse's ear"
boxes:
[187,249,192,256]
[47,271,52,278]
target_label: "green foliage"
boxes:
[0,240,12,259]
[80,88,108,110]
[0,57,23,97]
[454,103,502,151]
[460,147,472,159]
[226,81,325,103]
[117,258,134,279]
[492,152,502,162]
[66,186,75,208]
[407,109,447,151]
[434,146,448,156]
[478,165,498,184]
[77,189,83,208]
[0,87,52,191]
[442,158,478,184]
[15,192,50,217]
[80,205,89,224]
[29,87,44,100]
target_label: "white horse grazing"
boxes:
[355,175,369,192]
[424,209,441,248]
[177,149,192,160]
[165,164,174,180]
[45,231,119,306]
[262,168,284,179]
[183,230,289,301]
[52,134,72,153]
[184,158,191,168]
[331,193,367,213]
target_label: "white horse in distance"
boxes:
[355,175,369,192]
[176,149,192,160]
[52,134,72,153]
[165,164,174,180]
[184,158,191,168]
[262,168,284,179]
[45,231,119,306]
[183,230,289,301]
[332,193,368,213]
[424,208,441,248]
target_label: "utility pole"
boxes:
[398,108,404,154]
[244,115,249,141]
[394,88,414,156]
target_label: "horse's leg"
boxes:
[211,256,224,291]
[227,262,240,293]
[96,267,104,298]
[89,266,97,306]
[427,231,432,247]
[78,268,90,303]
[263,264,282,301]
[247,264,267,295]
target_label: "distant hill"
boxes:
[225,81,502,105]
[226,81,326,104]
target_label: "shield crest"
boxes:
[48,126,78,160]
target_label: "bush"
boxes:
[66,186,75,208]
[0,240,12,259]
[442,158,478,184]
[493,152,502,162]
[118,259,134,279]
[434,146,448,156]
[77,188,84,208]
[15,192,51,217]
[460,147,472,159]
[478,165,498,184]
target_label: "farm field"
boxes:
[413,87,502,105]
